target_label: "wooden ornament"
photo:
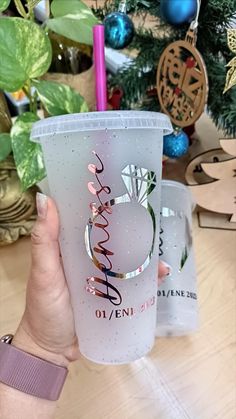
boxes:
[185,139,236,229]
[220,138,236,156]
[189,178,236,223]
[156,29,208,128]
[201,158,236,180]
[185,149,231,186]
[197,211,236,231]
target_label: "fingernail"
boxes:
[161,261,172,277]
[36,192,48,219]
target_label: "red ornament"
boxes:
[174,86,182,96]
[185,56,196,68]
[147,88,157,97]
[183,123,195,144]
[108,88,123,110]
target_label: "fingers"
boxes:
[158,261,171,282]
[30,193,62,284]
[35,193,60,241]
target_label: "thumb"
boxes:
[30,193,62,284]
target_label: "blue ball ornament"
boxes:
[160,0,197,25]
[104,12,134,50]
[163,131,189,158]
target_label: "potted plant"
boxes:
[0,0,98,244]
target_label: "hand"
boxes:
[13,193,170,366]
[13,194,78,367]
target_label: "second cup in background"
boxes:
[156,180,198,337]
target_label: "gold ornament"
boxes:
[156,29,208,127]
[0,155,38,246]
[224,29,236,93]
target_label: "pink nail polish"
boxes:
[161,261,172,277]
[36,192,48,219]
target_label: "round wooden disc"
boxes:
[156,35,208,127]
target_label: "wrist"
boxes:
[13,324,70,368]
[0,330,68,402]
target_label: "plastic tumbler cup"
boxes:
[156,180,198,336]
[31,111,172,364]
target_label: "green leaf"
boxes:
[51,0,97,18]
[0,0,10,12]
[0,133,12,162]
[47,15,98,45]
[180,246,188,271]
[11,112,46,190]
[47,0,98,45]
[33,79,89,115]
[0,17,52,92]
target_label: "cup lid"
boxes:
[161,179,196,211]
[161,179,189,191]
[31,111,172,142]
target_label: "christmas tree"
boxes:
[96,0,236,135]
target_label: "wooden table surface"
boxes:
[0,115,236,418]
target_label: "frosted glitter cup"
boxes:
[31,111,172,364]
[156,180,198,336]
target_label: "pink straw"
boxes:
[93,25,107,111]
